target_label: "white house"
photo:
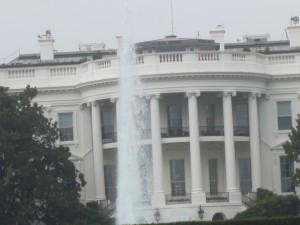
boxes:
[1,17,300,222]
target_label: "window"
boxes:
[206,104,215,133]
[209,159,218,194]
[58,113,73,141]
[170,159,185,196]
[167,105,182,136]
[235,103,249,127]
[239,158,252,194]
[277,101,292,130]
[235,103,249,136]
[104,165,117,201]
[280,156,294,192]
[101,111,115,139]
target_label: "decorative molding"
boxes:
[185,91,201,98]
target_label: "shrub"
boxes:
[234,194,299,219]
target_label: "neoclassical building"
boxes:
[1,19,300,222]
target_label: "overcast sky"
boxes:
[1,0,299,61]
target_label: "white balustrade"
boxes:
[2,51,300,88]
[50,67,77,77]
[198,52,219,61]
[8,69,35,79]
[268,55,295,64]
[159,53,183,63]
[95,59,111,69]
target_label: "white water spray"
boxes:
[116,3,151,224]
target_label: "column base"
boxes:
[228,191,241,203]
[191,191,206,204]
[151,193,166,207]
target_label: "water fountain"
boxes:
[116,3,151,224]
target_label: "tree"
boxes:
[0,86,108,225]
[282,114,300,188]
[234,192,299,219]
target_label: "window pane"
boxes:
[209,159,218,194]
[170,159,185,196]
[239,158,252,194]
[278,116,292,130]
[235,103,248,127]
[104,165,117,201]
[277,101,291,117]
[280,156,294,193]
[167,105,182,129]
[59,113,73,141]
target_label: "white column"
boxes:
[248,92,262,191]
[91,101,106,200]
[186,91,206,204]
[223,91,240,202]
[150,94,165,206]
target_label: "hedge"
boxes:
[153,217,300,225]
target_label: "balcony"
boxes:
[102,132,117,144]
[200,126,224,136]
[234,126,249,136]
[161,127,190,138]
[165,193,191,205]
[206,192,229,203]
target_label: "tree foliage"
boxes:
[282,114,300,187]
[234,194,299,219]
[0,86,107,225]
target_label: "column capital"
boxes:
[110,97,118,103]
[264,93,270,100]
[185,91,201,98]
[147,93,161,100]
[249,92,262,98]
[221,91,236,97]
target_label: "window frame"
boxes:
[56,111,77,143]
[276,101,292,131]
[170,159,186,197]
[280,156,295,193]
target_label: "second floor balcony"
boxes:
[102,125,250,144]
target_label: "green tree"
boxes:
[234,194,299,219]
[0,86,108,225]
[282,114,300,187]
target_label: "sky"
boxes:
[0,0,299,61]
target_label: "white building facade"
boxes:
[1,19,300,222]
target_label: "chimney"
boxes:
[287,16,300,48]
[210,25,225,51]
[116,35,123,56]
[38,30,55,61]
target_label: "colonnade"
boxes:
[82,91,262,205]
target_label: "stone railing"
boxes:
[1,51,300,89]
[50,67,77,77]
[7,69,35,79]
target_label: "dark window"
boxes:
[209,159,218,194]
[167,104,182,136]
[101,111,115,139]
[59,113,73,141]
[239,158,252,194]
[277,101,292,130]
[104,165,117,201]
[280,156,294,192]
[170,159,185,196]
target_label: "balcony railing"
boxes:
[102,132,118,144]
[234,126,249,136]
[161,127,190,138]
[206,192,229,203]
[165,193,191,205]
[199,126,224,136]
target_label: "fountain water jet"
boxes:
[116,3,151,224]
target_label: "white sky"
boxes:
[0,0,299,60]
